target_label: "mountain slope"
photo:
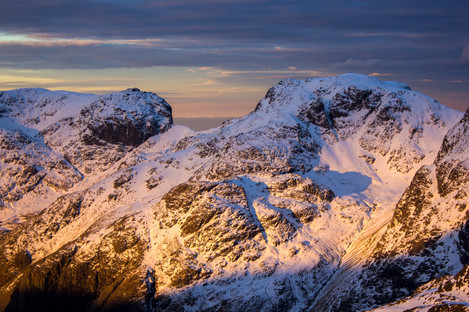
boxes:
[0,74,466,312]
[368,108,469,312]
[310,108,469,312]
[363,109,469,312]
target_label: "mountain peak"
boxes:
[256,73,415,115]
[124,87,141,92]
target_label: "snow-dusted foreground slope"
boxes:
[0,74,467,312]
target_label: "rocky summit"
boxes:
[0,74,467,312]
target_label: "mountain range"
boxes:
[0,74,467,312]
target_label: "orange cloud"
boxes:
[369,72,392,77]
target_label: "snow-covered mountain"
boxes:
[0,74,467,312]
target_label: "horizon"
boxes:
[0,0,468,119]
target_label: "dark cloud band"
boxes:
[0,0,468,111]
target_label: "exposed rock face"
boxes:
[80,89,172,147]
[312,108,469,312]
[0,75,467,312]
[41,89,172,174]
[435,108,469,197]
[0,88,172,176]
[367,264,469,312]
[149,175,342,310]
[0,127,83,222]
[0,184,149,311]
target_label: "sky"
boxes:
[0,0,468,121]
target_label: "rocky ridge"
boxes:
[0,74,467,312]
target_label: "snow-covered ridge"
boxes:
[0,88,97,129]
[0,87,172,146]
[0,87,173,223]
[0,74,467,312]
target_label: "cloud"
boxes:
[369,72,392,77]
[0,0,467,75]
[0,74,63,85]
[192,80,217,87]
[1,0,467,42]
[197,68,333,79]
[0,32,201,48]
[273,47,310,53]
[348,32,426,39]
[0,0,467,113]
[341,58,384,69]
